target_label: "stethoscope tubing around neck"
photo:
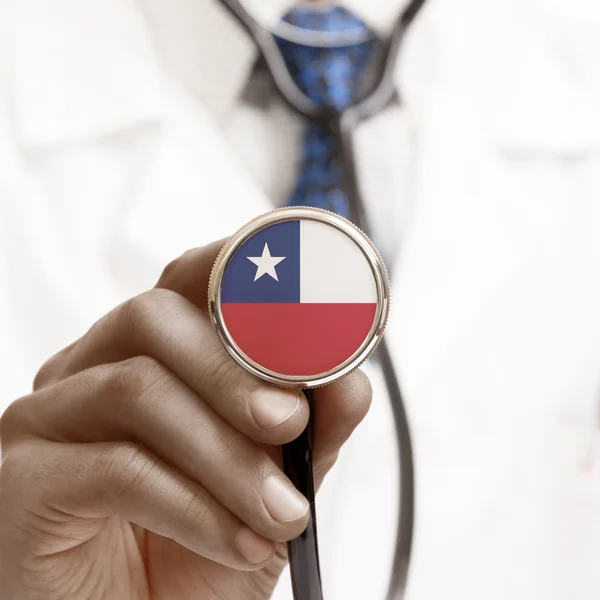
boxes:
[221,0,429,125]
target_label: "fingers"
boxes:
[310,369,373,488]
[19,239,376,559]
[0,439,274,570]
[32,240,224,391]
[3,358,310,543]
[34,288,309,446]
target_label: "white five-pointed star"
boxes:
[247,243,286,282]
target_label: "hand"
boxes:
[0,240,372,600]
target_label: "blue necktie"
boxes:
[276,6,376,218]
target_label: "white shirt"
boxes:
[2,1,600,599]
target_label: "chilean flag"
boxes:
[221,219,378,376]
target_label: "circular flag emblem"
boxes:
[208,207,390,388]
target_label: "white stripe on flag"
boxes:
[300,219,377,303]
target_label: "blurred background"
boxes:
[2,0,600,599]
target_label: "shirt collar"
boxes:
[8,0,410,149]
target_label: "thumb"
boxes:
[155,239,227,311]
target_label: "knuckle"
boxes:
[33,358,55,391]
[0,438,43,494]
[158,256,181,284]
[0,395,33,448]
[96,442,161,507]
[180,487,212,528]
[121,288,184,335]
[32,342,77,390]
[0,435,25,474]
[203,342,243,392]
[104,356,172,406]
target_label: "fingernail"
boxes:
[251,389,301,430]
[235,527,274,564]
[262,476,309,523]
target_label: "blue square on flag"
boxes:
[221,220,300,303]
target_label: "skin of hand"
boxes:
[0,240,372,600]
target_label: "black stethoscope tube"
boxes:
[218,2,428,598]
[282,389,323,600]
[338,120,415,600]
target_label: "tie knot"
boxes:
[276,6,376,110]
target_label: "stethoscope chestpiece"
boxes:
[208,206,390,390]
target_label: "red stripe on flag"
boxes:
[221,303,377,376]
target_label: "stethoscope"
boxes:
[217,2,429,598]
